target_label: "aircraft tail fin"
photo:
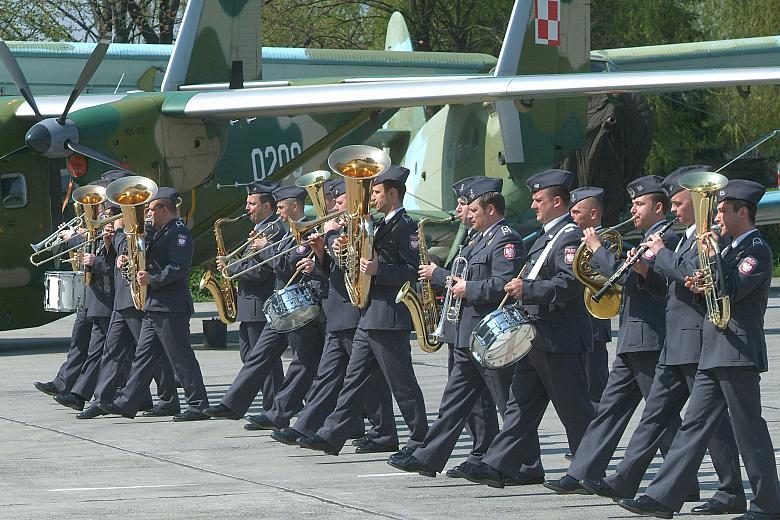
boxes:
[385,12,414,52]
[161,0,262,92]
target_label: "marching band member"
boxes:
[389,177,522,477]
[298,165,428,456]
[459,168,595,488]
[205,185,324,428]
[270,178,398,451]
[545,177,690,494]
[618,180,780,520]
[101,187,210,421]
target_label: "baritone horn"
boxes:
[328,145,390,308]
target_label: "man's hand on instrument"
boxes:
[116,254,129,269]
[418,262,438,281]
[59,228,75,240]
[252,235,268,250]
[627,248,650,277]
[684,272,706,294]
[323,218,342,234]
[332,235,348,259]
[643,233,665,254]
[451,276,467,298]
[137,270,151,286]
[505,278,523,299]
[296,257,315,274]
[307,233,325,260]
[582,227,602,252]
[82,253,96,267]
[216,256,226,271]
[698,231,716,256]
[359,256,378,275]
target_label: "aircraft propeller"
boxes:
[0,34,132,173]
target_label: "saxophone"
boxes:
[199,213,248,324]
[395,215,456,353]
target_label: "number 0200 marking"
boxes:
[251,142,302,180]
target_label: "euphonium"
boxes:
[106,176,158,311]
[679,170,731,330]
[395,215,456,353]
[572,217,634,319]
[199,213,248,324]
[328,145,390,308]
[72,185,109,286]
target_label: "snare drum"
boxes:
[263,282,321,332]
[470,304,536,369]
[44,271,86,312]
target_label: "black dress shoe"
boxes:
[505,472,546,486]
[616,495,674,519]
[355,440,399,454]
[244,414,280,431]
[389,446,416,463]
[352,435,373,447]
[580,478,626,499]
[203,404,242,420]
[446,462,475,478]
[172,410,211,422]
[564,451,574,460]
[98,402,135,419]
[54,393,85,411]
[270,428,303,445]
[690,498,746,515]
[142,406,179,417]
[76,405,108,419]
[387,455,436,477]
[543,475,591,494]
[298,435,340,456]
[731,512,780,520]
[34,381,59,396]
[459,462,507,488]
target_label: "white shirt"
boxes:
[383,207,402,223]
[543,213,569,234]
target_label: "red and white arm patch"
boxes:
[504,243,516,259]
[564,245,576,265]
[409,233,419,250]
[738,256,757,275]
[176,234,188,247]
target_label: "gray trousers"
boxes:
[52,308,92,393]
[238,321,284,411]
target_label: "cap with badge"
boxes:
[100,170,132,182]
[525,168,574,193]
[329,178,346,198]
[373,165,410,187]
[323,178,339,197]
[452,176,479,199]
[717,179,766,205]
[626,175,665,199]
[247,180,279,196]
[661,165,712,197]
[569,186,604,207]
[150,186,180,204]
[272,185,307,202]
[464,177,503,204]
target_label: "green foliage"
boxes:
[188,266,211,302]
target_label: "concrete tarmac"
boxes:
[2,286,780,519]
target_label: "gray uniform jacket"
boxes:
[359,208,420,331]
[85,242,115,319]
[522,215,592,354]
[454,219,525,350]
[699,229,772,372]
[321,231,361,332]
[143,219,194,314]
[227,215,285,322]
[589,221,677,354]
[651,230,706,365]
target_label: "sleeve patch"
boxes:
[564,246,576,264]
[176,234,188,247]
[503,243,516,259]
[501,225,511,235]
[409,233,420,250]
[738,256,757,274]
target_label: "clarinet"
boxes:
[591,218,677,303]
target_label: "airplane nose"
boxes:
[25,123,51,154]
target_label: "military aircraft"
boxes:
[1,0,780,331]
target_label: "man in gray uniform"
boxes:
[415,176,501,476]
[618,180,780,520]
[101,187,210,421]
[269,179,398,451]
[217,180,285,413]
[205,185,324,427]
[588,166,744,512]
[460,168,595,488]
[298,165,428,456]
[389,177,522,478]
[568,187,612,410]
[545,177,692,495]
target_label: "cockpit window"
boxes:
[1,173,28,209]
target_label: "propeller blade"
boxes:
[0,39,43,120]
[58,33,112,124]
[65,141,135,174]
[0,144,30,162]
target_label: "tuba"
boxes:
[572,217,633,319]
[106,176,158,311]
[679,170,731,330]
[328,145,390,308]
[395,215,456,353]
[199,213,248,324]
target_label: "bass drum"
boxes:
[263,282,321,332]
[470,305,536,369]
[44,271,86,312]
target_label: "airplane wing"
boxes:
[161,67,780,119]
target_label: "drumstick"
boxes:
[284,251,315,289]
[498,263,528,310]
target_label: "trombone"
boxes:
[218,216,281,270]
